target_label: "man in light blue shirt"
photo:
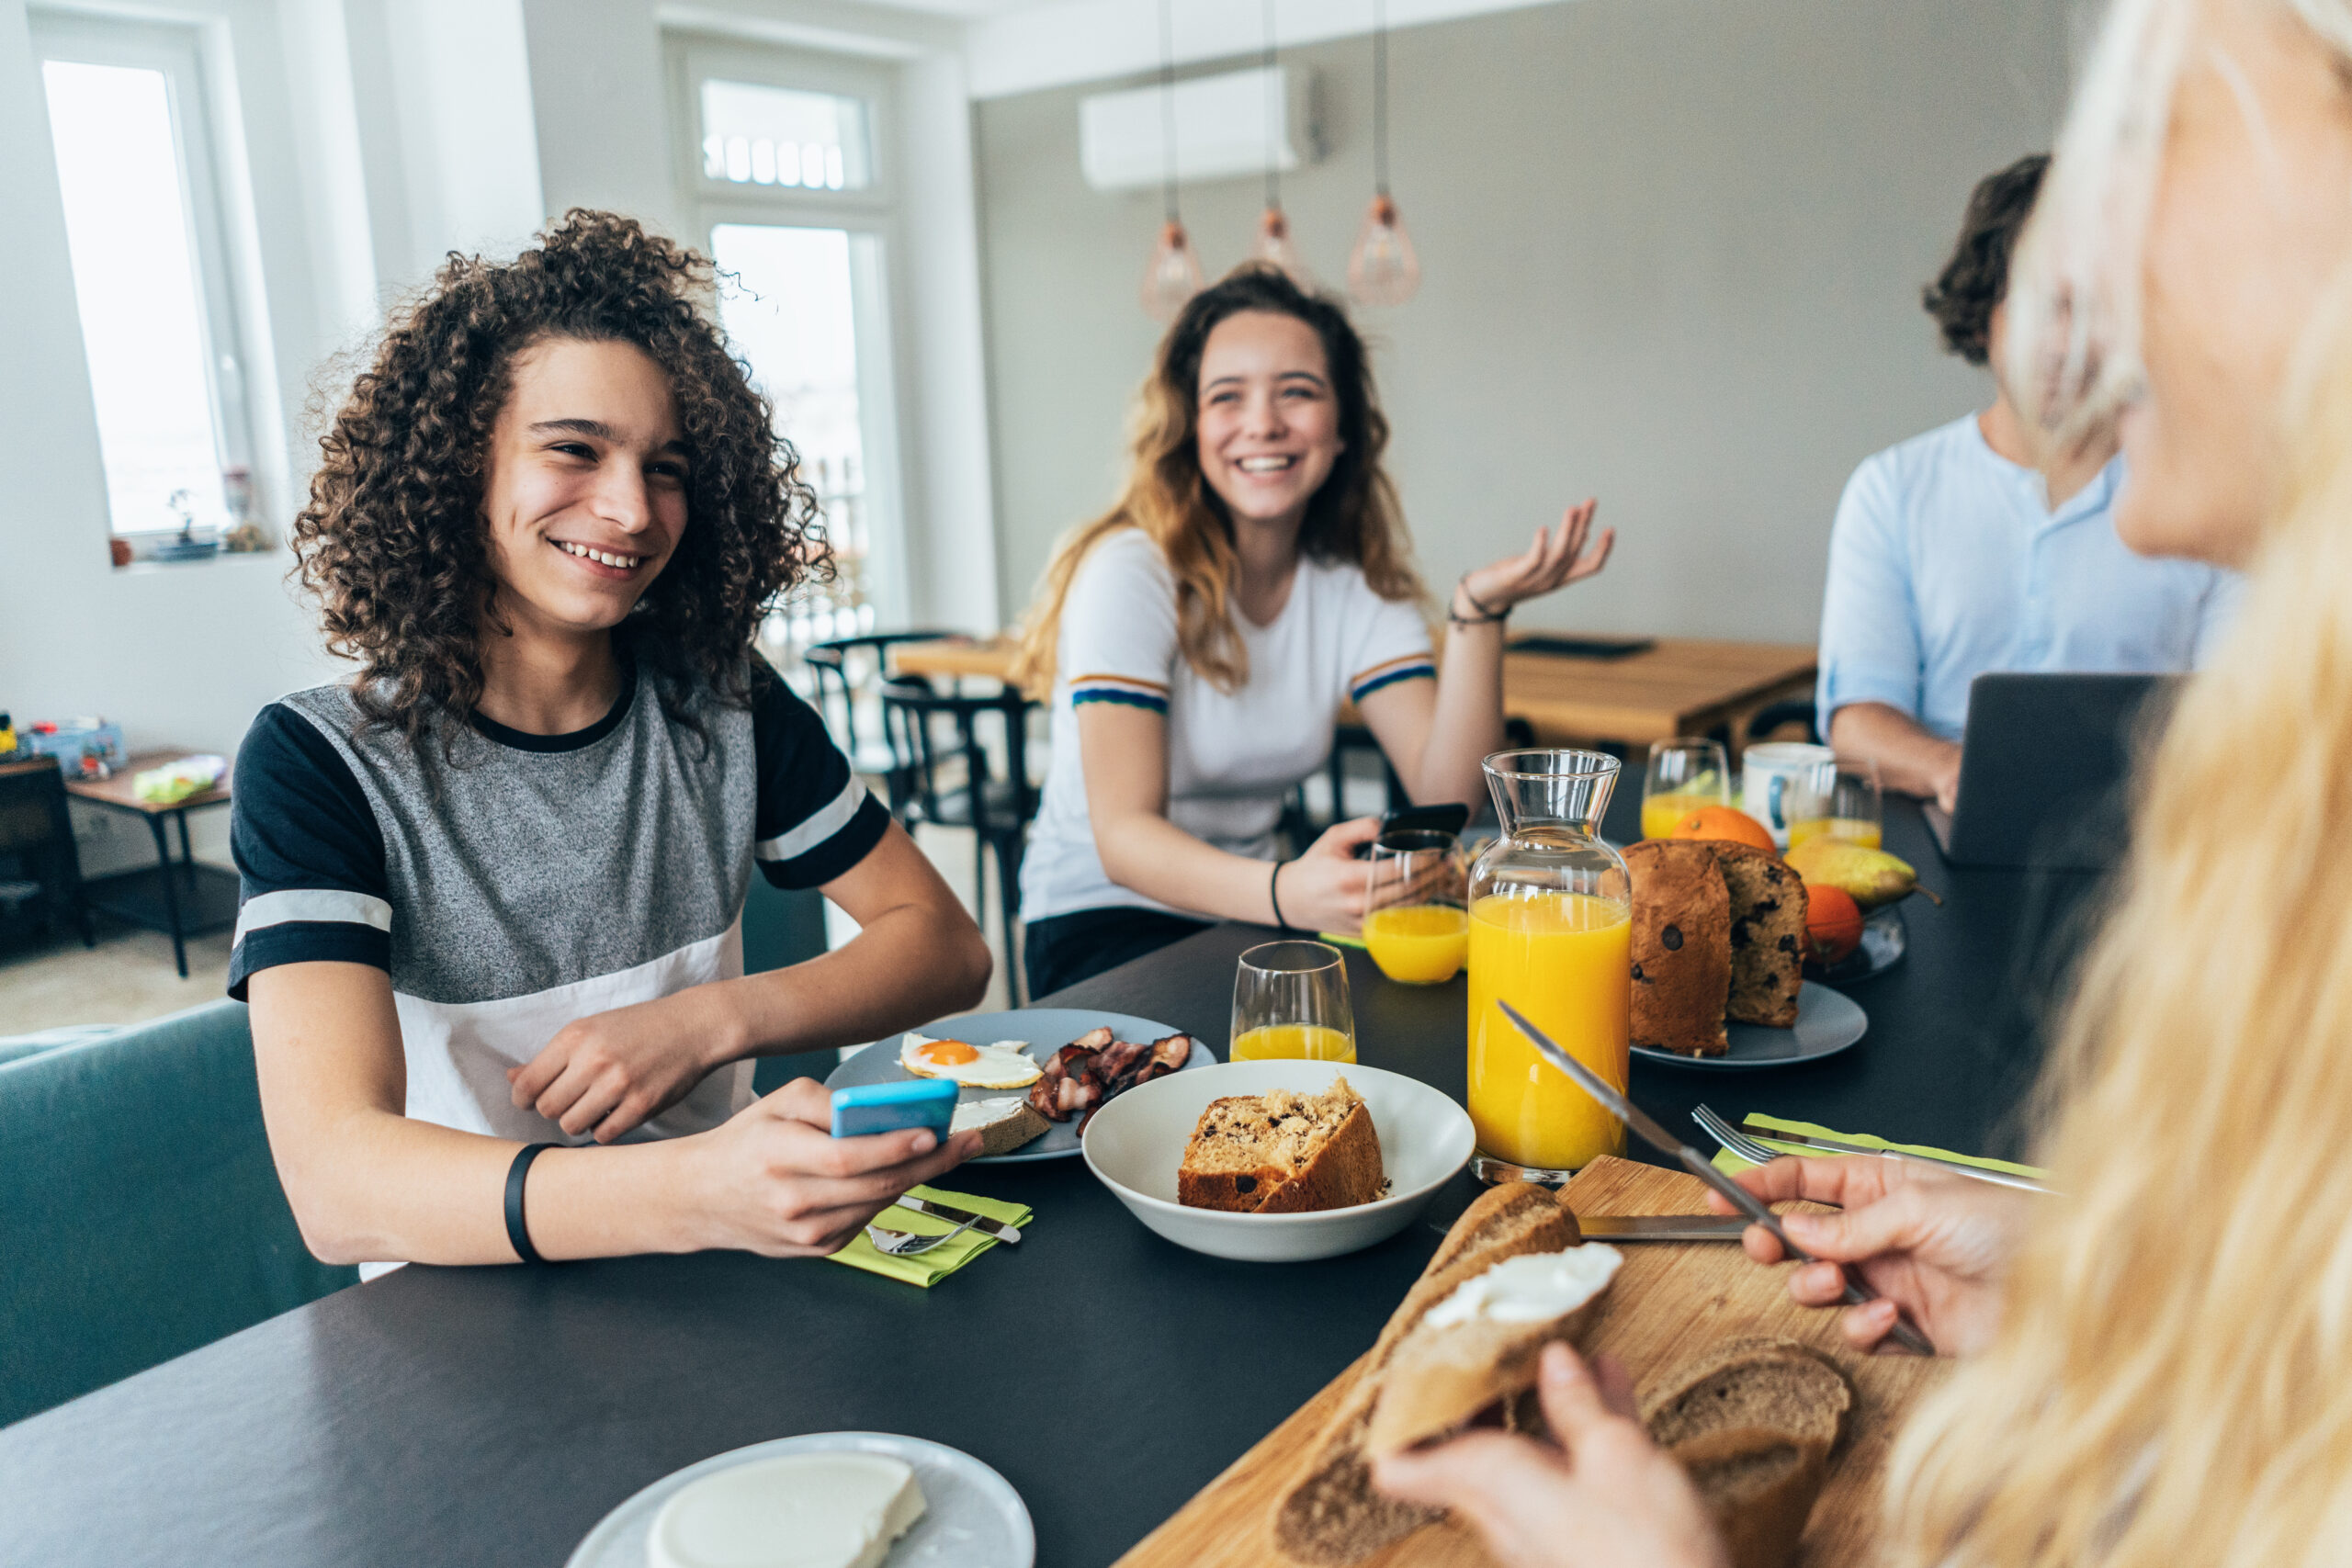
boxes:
[1816,155,2237,810]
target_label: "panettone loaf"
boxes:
[1623,840,1733,1057]
[1700,843,1808,1029]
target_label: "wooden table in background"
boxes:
[892,634,1817,753]
[64,749,235,977]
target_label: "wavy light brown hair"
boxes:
[293,209,822,749]
[1012,265,1424,697]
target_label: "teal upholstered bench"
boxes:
[0,1000,356,1428]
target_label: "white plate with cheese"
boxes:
[565,1431,1035,1568]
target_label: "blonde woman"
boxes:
[1013,266,1612,998]
[1374,0,2352,1563]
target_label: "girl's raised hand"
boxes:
[1457,501,1614,619]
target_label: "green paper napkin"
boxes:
[828,1184,1033,1288]
[1709,1113,2049,1180]
[1317,931,1368,951]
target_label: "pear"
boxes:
[1786,839,1919,908]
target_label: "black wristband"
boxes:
[504,1142,556,1265]
[1269,858,1293,931]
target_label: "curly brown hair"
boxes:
[1013,264,1424,697]
[1923,153,2051,367]
[293,209,824,750]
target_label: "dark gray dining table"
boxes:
[0,794,2102,1568]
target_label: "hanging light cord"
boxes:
[1263,0,1281,210]
[1372,0,1391,198]
[1159,0,1182,224]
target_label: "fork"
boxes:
[864,1213,983,1258]
[1690,1104,2052,1195]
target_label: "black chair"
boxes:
[878,678,1037,1002]
[1746,698,1820,747]
[800,632,956,810]
[1283,725,1405,845]
[0,757,91,950]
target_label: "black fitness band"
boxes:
[1270,858,1293,931]
[504,1142,556,1265]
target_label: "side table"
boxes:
[64,750,237,978]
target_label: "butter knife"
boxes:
[1497,1001,1936,1356]
[1575,1214,1752,1242]
[894,1195,1022,1246]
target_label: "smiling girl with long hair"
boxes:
[1012,265,1613,998]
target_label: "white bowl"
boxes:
[1080,1060,1476,1263]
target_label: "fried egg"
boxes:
[898,1032,1042,1089]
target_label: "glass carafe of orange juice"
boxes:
[1466,750,1632,1180]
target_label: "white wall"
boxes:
[973,0,2068,642]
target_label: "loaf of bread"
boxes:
[1669,1427,1830,1568]
[1701,843,1808,1029]
[1362,1243,1622,1459]
[1272,1185,1588,1565]
[1178,1078,1384,1213]
[1623,841,1734,1056]
[1639,1337,1853,1568]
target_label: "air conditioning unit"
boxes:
[1079,65,1321,193]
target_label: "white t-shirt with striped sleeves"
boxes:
[1018,526,1434,925]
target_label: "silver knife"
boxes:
[894,1196,1023,1247]
[1737,1119,2054,1195]
[1576,1214,1752,1242]
[1497,1001,1936,1356]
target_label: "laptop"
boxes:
[1922,671,2183,869]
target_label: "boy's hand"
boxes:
[510,990,733,1142]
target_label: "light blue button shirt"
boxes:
[1815,413,2239,742]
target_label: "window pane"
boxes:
[42,59,229,536]
[711,223,873,645]
[699,80,869,191]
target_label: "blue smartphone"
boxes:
[830,1077,960,1140]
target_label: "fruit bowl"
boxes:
[1081,1061,1475,1263]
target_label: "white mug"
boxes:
[1740,742,1836,849]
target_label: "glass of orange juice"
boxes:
[1230,941,1357,1062]
[1640,738,1730,839]
[1786,757,1884,850]
[1467,750,1632,1181]
[1363,829,1468,984]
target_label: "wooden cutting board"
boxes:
[1114,1156,1949,1568]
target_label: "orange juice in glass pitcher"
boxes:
[1465,750,1632,1179]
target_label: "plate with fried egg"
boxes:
[823,1009,1216,1163]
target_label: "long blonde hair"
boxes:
[1886,3,2352,1562]
[1011,265,1424,699]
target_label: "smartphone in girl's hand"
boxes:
[830,1077,960,1139]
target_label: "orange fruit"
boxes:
[1667,806,1776,852]
[1804,885,1865,964]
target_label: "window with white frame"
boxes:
[667,37,910,658]
[35,14,263,555]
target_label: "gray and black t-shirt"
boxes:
[227,657,885,1144]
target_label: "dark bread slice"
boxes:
[1623,840,1734,1056]
[1272,1186,1582,1564]
[1702,843,1809,1029]
[1669,1426,1830,1568]
[1639,1337,1852,1455]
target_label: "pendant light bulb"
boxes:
[1141,219,1205,322]
[1250,207,1315,289]
[1347,195,1421,306]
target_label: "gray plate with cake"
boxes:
[824,1008,1216,1163]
